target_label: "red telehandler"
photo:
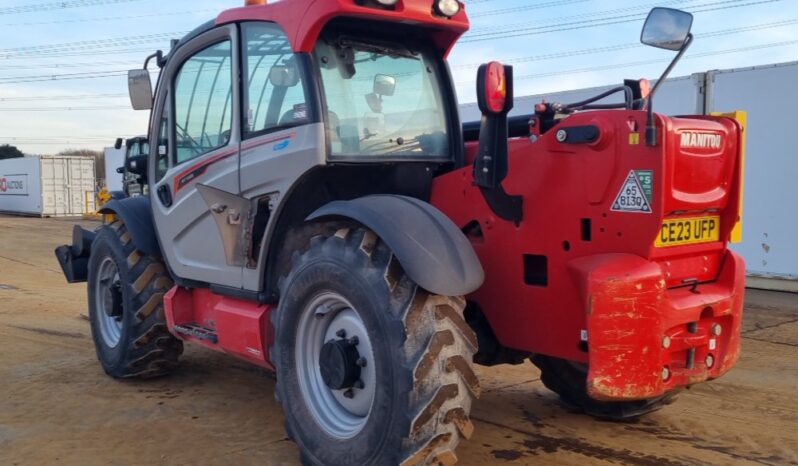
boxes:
[55,1,745,464]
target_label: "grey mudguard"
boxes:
[99,196,161,257]
[307,195,484,296]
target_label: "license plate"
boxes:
[655,215,721,247]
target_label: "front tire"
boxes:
[272,227,479,466]
[87,220,182,379]
[532,355,678,420]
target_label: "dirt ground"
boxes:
[0,215,796,466]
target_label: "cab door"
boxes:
[149,25,244,288]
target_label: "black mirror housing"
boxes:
[125,154,148,177]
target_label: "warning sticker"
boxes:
[611,170,653,213]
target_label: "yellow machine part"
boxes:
[711,110,747,243]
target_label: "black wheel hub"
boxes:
[319,338,362,390]
[104,281,123,319]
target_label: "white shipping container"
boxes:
[707,61,798,291]
[0,156,96,217]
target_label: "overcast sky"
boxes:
[0,0,795,155]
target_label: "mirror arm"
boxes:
[646,33,693,146]
[143,50,166,71]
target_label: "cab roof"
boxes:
[215,0,469,56]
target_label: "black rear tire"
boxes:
[532,355,678,420]
[87,220,183,379]
[272,227,479,466]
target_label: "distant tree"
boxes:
[0,144,24,160]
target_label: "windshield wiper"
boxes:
[337,38,419,60]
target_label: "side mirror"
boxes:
[116,167,125,174]
[125,154,148,176]
[269,65,300,87]
[114,138,124,150]
[373,74,396,97]
[128,69,153,111]
[641,7,694,51]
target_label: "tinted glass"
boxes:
[315,39,449,158]
[173,40,233,164]
[243,22,307,136]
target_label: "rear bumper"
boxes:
[568,250,745,401]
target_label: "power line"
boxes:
[0,0,143,15]
[0,70,130,84]
[459,0,784,43]
[0,32,185,56]
[468,0,690,34]
[0,61,137,70]
[0,93,127,102]
[2,48,157,60]
[0,8,216,27]
[0,105,129,111]
[454,18,798,69]
[455,38,798,86]
[471,0,591,18]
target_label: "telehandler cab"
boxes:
[112,136,150,197]
[55,2,746,465]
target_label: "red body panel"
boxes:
[164,287,275,369]
[430,111,745,400]
[216,0,469,56]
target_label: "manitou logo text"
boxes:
[0,175,27,195]
[680,132,722,149]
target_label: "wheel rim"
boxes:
[95,257,123,348]
[295,292,377,440]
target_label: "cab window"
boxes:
[314,36,449,159]
[242,22,308,137]
[173,40,233,164]
[155,100,169,182]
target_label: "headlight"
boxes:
[374,0,399,5]
[434,0,461,17]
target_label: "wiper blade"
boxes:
[337,38,419,60]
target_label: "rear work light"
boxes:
[434,0,461,17]
[483,61,507,114]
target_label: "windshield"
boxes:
[314,37,449,159]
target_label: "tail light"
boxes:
[482,61,507,114]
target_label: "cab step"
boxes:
[173,323,218,344]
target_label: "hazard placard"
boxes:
[611,170,653,213]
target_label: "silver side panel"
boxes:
[150,24,244,288]
[240,123,327,291]
[153,149,242,287]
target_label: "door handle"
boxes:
[157,184,173,207]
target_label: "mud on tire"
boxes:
[532,355,678,420]
[87,219,183,379]
[272,227,480,466]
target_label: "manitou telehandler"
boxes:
[55,2,746,464]
[112,135,150,197]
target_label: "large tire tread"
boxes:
[89,219,182,379]
[272,226,479,466]
[532,355,678,421]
